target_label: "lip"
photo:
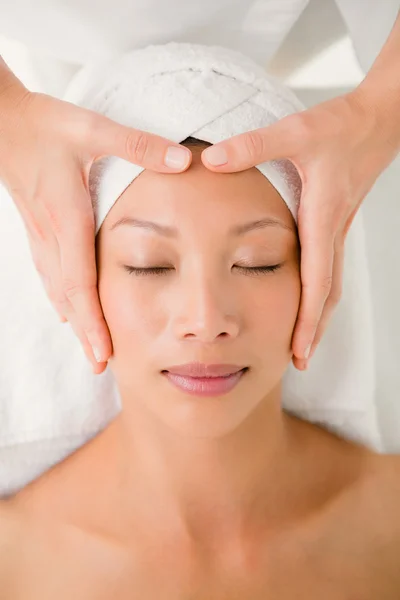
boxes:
[165,363,246,377]
[162,363,248,397]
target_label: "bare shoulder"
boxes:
[0,500,25,593]
[0,499,21,553]
[345,452,400,575]
[358,452,400,515]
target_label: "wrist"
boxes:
[350,13,400,152]
[0,57,29,118]
[350,84,400,153]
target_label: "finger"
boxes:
[59,211,111,364]
[292,205,335,363]
[89,115,192,173]
[47,173,112,364]
[297,206,358,368]
[29,234,71,323]
[63,303,108,374]
[48,264,107,372]
[294,191,356,368]
[201,113,307,172]
[14,196,69,322]
[307,238,345,359]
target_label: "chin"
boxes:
[148,387,261,439]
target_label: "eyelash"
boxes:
[124,265,282,276]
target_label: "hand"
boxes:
[0,84,192,373]
[201,91,400,370]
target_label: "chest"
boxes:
[10,523,398,600]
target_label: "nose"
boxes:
[171,271,240,343]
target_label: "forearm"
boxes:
[0,56,19,93]
[354,10,400,150]
[0,56,27,113]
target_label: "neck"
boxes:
[109,384,303,542]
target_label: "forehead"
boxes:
[104,152,295,230]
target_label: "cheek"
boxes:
[98,273,164,353]
[248,270,301,351]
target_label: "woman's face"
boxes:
[96,148,301,437]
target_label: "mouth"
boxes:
[161,366,249,397]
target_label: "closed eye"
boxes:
[124,266,171,276]
[237,264,282,275]
[123,265,283,276]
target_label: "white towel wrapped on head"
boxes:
[65,42,304,231]
[0,42,382,497]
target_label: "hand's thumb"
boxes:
[90,116,192,173]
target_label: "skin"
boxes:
[1,146,400,599]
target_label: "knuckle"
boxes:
[243,131,266,161]
[62,278,96,300]
[126,131,150,164]
[62,278,83,300]
[302,275,332,297]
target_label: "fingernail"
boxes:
[164,146,190,169]
[92,345,103,363]
[304,344,312,360]
[203,146,228,166]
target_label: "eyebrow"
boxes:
[108,216,294,236]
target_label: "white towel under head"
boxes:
[0,42,382,496]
